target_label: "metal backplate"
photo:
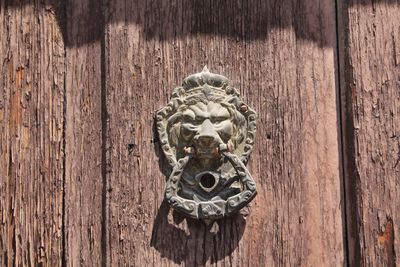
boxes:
[156,67,257,221]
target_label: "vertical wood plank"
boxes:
[63,0,104,265]
[105,0,344,266]
[338,0,400,266]
[0,1,65,266]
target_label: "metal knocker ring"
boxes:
[165,144,257,220]
[157,67,257,222]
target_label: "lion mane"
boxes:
[167,96,246,152]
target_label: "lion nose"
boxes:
[195,119,219,146]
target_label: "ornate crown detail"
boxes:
[172,66,240,99]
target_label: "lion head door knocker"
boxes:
[156,66,257,221]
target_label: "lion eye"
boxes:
[212,117,227,124]
[182,114,196,123]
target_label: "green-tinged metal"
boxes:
[156,67,257,221]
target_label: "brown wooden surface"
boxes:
[0,1,65,265]
[0,0,399,266]
[339,0,400,266]
[63,0,104,266]
[105,0,343,266]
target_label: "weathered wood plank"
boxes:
[339,1,400,266]
[0,1,64,266]
[63,0,104,265]
[105,0,344,266]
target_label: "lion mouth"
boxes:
[193,146,220,159]
[189,140,234,159]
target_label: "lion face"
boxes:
[168,100,245,160]
[180,101,233,158]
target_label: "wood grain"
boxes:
[3,0,397,266]
[339,1,400,266]
[0,1,65,265]
[105,0,344,266]
[63,0,105,266]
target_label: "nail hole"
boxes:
[128,143,135,154]
[200,173,216,189]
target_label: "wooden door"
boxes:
[0,0,399,266]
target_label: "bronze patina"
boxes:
[156,67,257,221]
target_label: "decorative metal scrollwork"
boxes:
[156,67,257,221]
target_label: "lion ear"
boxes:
[169,122,181,147]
